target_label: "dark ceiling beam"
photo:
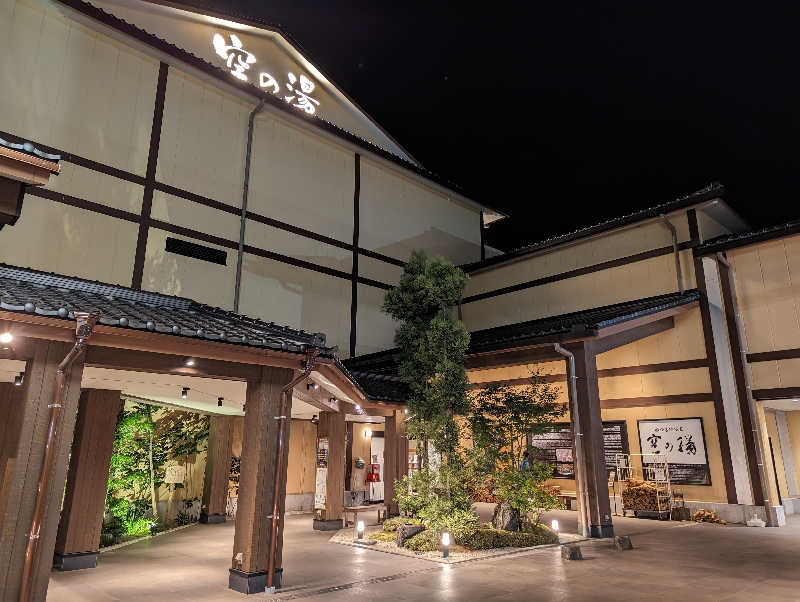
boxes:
[591,316,675,354]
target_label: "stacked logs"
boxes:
[692,509,726,524]
[621,478,659,510]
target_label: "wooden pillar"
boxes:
[229,366,293,594]
[201,415,235,523]
[384,410,408,516]
[0,339,85,602]
[313,411,346,530]
[566,341,614,538]
[54,389,122,571]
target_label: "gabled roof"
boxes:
[461,183,741,272]
[694,219,800,256]
[55,0,498,215]
[0,264,332,353]
[344,290,701,377]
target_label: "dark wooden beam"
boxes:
[464,345,564,370]
[747,347,800,363]
[592,316,675,354]
[84,346,262,381]
[600,393,712,409]
[753,387,800,401]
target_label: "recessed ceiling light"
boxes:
[184,357,196,367]
[0,332,12,344]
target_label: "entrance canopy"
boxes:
[0,263,402,415]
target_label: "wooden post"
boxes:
[384,410,408,516]
[229,366,293,594]
[54,390,122,571]
[313,411,346,530]
[0,339,85,602]
[566,341,614,538]
[201,416,235,523]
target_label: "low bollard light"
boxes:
[551,519,559,532]
[356,520,365,540]
[441,532,450,558]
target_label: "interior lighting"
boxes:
[181,387,190,400]
[0,332,12,344]
[364,428,372,438]
[404,408,408,414]
[14,373,23,386]
[355,404,361,410]
[184,357,196,367]
[551,519,559,532]
[306,382,319,391]
[441,532,450,558]
[356,520,365,540]
[218,397,224,407]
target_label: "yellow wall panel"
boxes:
[0,195,137,284]
[151,191,240,241]
[0,0,156,173]
[764,411,789,499]
[238,257,351,356]
[141,228,235,309]
[157,68,250,204]
[787,411,800,493]
[47,163,143,214]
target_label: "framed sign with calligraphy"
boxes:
[528,421,628,479]
[637,418,711,485]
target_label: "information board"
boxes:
[637,418,711,485]
[529,421,628,479]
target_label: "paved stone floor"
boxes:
[48,511,800,601]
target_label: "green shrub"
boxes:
[423,508,478,545]
[463,525,559,550]
[404,528,440,552]
[381,516,421,532]
[372,531,397,543]
[123,517,153,537]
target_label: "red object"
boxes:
[366,463,381,482]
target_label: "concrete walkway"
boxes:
[48,511,800,601]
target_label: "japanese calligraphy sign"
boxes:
[212,33,321,115]
[637,418,707,464]
[638,418,711,485]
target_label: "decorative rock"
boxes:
[396,524,425,547]
[561,545,583,560]
[491,501,521,532]
[614,536,633,550]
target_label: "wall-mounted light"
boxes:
[13,372,23,386]
[181,387,190,400]
[441,532,450,558]
[0,332,12,344]
[364,428,372,439]
[404,409,409,414]
[218,397,224,407]
[184,357,196,367]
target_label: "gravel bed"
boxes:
[329,526,581,564]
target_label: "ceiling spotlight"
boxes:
[14,373,23,386]
[181,387,189,400]
[329,397,337,404]
[218,397,224,407]
[184,357,196,367]
[0,332,12,344]
[306,382,319,391]
[355,404,361,411]
[311,414,319,424]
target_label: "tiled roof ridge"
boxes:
[694,218,800,255]
[0,263,330,351]
[57,0,479,204]
[0,136,61,162]
[463,183,726,272]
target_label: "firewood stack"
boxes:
[621,478,659,510]
[692,509,726,524]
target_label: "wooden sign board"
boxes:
[164,464,185,484]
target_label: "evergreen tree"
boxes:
[382,250,470,458]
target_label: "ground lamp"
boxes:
[356,520,365,540]
[551,519,559,532]
[441,532,450,558]
[181,387,189,399]
[218,397,224,407]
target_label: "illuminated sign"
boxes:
[212,33,320,115]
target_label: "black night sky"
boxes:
[201,1,798,252]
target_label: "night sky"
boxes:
[199,1,798,252]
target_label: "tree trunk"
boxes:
[148,430,158,518]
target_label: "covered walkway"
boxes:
[48,512,800,601]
